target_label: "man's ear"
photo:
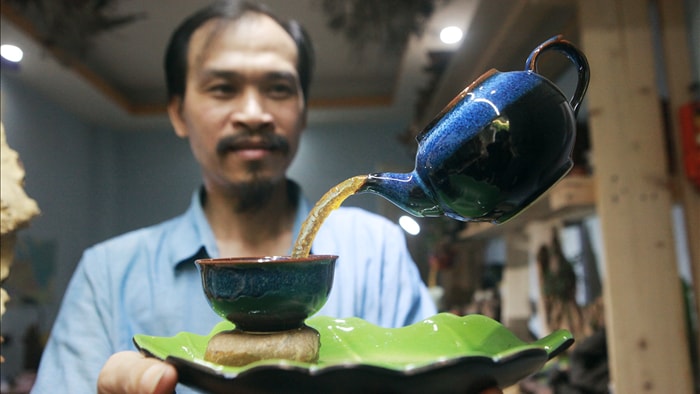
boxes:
[167,97,188,138]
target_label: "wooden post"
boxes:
[577,0,693,392]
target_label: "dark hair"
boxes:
[164,1,314,103]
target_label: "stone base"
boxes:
[204,325,320,366]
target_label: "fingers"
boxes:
[97,351,178,394]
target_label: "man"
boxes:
[32,2,437,393]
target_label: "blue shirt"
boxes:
[33,185,436,393]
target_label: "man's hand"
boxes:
[97,351,177,394]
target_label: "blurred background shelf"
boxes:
[458,174,596,240]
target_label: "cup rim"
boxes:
[195,254,338,266]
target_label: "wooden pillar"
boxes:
[577,0,693,392]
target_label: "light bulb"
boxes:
[399,215,420,235]
[440,26,463,45]
[1,44,24,63]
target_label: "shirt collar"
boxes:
[171,187,218,270]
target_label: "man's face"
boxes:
[169,14,306,197]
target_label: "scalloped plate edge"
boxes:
[133,313,574,384]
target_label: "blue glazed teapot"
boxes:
[358,35,590,224]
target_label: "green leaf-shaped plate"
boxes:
[134,313,572,394]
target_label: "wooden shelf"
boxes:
[548,174,596,212]
[457,175,596,239]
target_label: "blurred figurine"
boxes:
[0,123,41,362]
[537,227,583,338]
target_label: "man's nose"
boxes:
[231,90,273,131]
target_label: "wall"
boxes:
[1,74,97,380]
[289,117,416,211]
[689,0,700,85]
[106,128,201,236]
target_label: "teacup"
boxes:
[195,255,337,332]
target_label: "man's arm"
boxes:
[33,250,115,393]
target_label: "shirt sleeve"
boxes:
[32,247,114,394]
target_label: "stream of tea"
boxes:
[291,175,367,258]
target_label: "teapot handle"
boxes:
[525,35,590,116]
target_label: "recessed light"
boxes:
[440,26,463,45]
[399,215,420,235]
[1,44,24,63]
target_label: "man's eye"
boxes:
[209,84,235,95]
[267,83,296,99]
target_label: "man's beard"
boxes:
[215,133,290,213]
[229,166,276,213]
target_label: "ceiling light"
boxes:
[399,215,420,235]
[440,26,463,44]
[1,44,23,63]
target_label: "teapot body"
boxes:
[360,36,589,224]
[414,69,576,223]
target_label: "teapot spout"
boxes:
[358,172,444,217]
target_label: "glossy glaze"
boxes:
[196,255,337,332]
[360,36,589,224]
[134,313,574,393]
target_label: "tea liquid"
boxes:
[291,175,367,258]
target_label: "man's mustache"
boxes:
[216,133,290,157]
